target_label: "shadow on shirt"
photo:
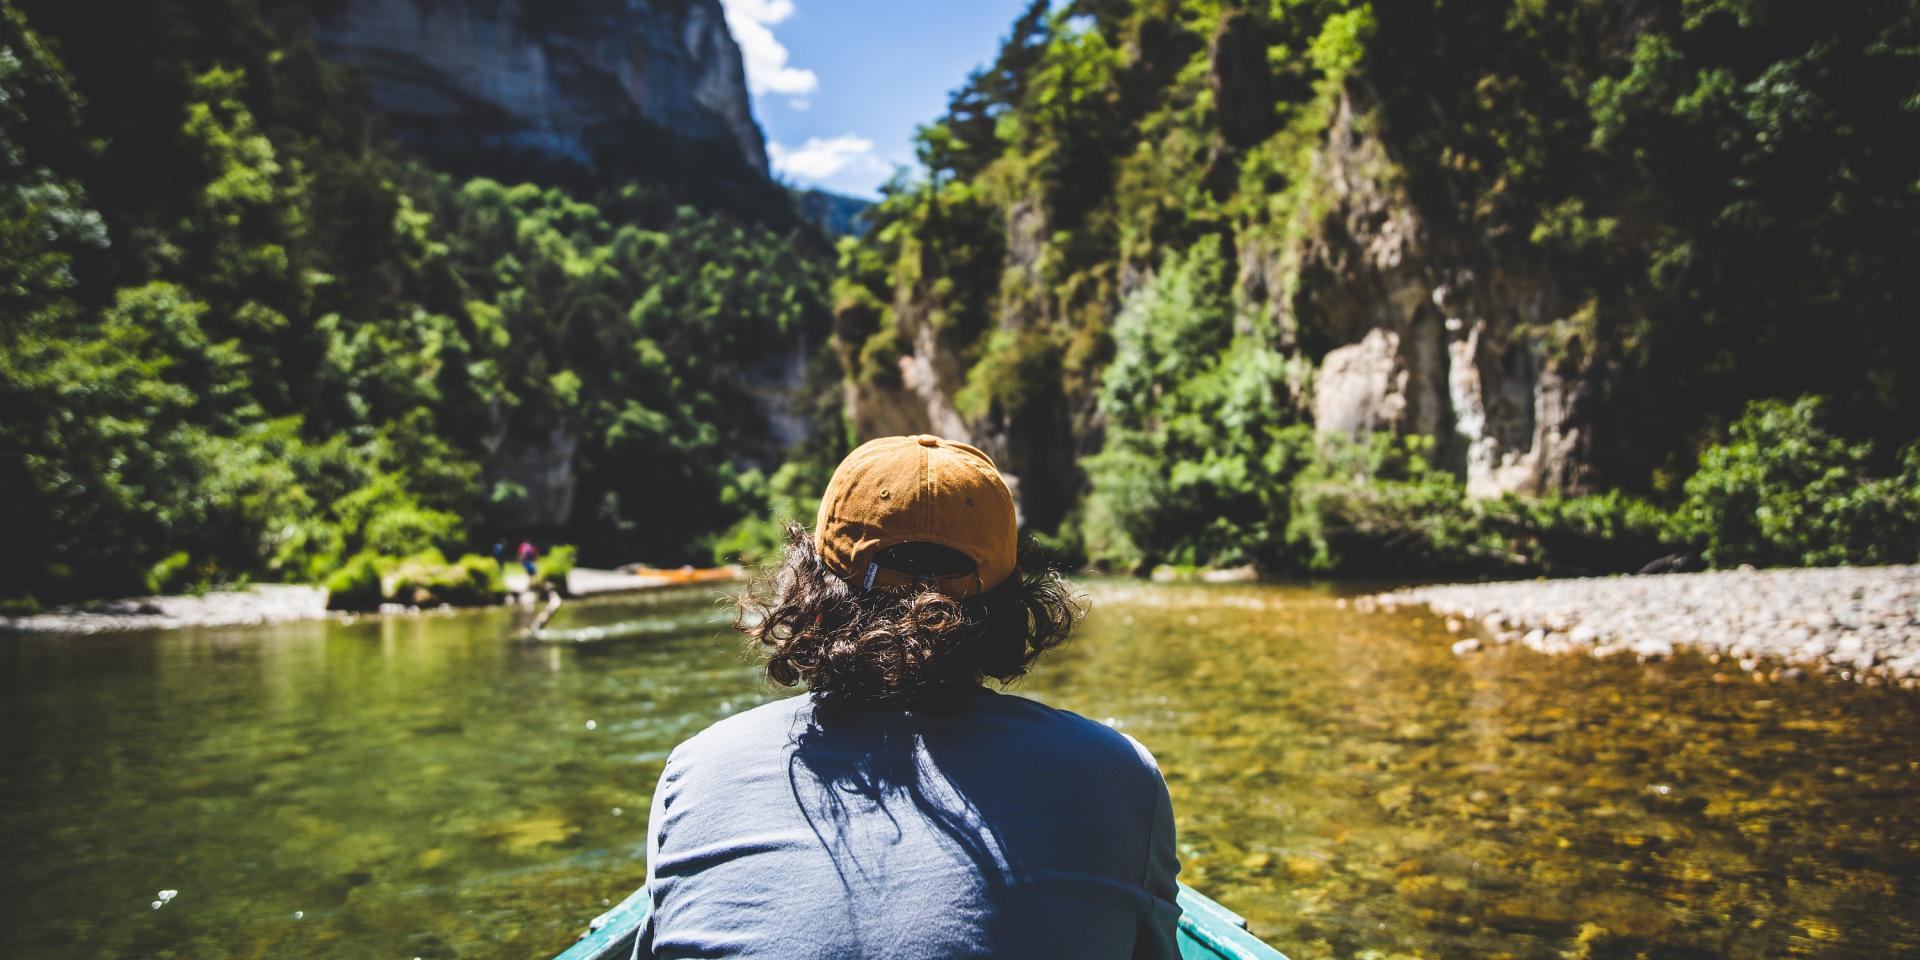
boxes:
[785,701,1021,909]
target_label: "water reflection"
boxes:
[0,581,1915,958]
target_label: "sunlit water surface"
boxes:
[2,581,1916,959]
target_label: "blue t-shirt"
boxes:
[637,687,1181,959]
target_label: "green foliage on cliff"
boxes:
[323,548,510,611]
[0,0,834,603]
[533,544,577,591]
[708,455,841,566]
[1280,436,1678,578]
[839,0,1920,575]
[322,552,386,611]
[1084,237,1299,568]
[1676,397,1920,568]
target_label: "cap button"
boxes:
[915,435,940,447]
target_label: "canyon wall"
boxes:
[1276,89,1590,499]
[304,0,766,173]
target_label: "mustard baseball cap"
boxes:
[814,435,1018,598]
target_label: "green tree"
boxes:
[1677,397,1920,568]
[0,0,839,603]
[1086,237,1301,569]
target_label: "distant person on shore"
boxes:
[492,540,506,569]
[628,435,1181,958]
[517,540,538,578]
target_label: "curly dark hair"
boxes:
[736,524,1085,707]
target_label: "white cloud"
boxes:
[720,0,818,96]
[787,98,811,111]
[725,0,794,21]
[769,134,882,181]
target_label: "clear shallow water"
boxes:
[2,581,1916,959]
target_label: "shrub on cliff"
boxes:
[325,550,505,609]
[1284,433,1498,577]
[144,552,196,595]
[1085,238,1303,571]
[384,549,507,607]
[1286,446,1677,579]
[450,554,509,605]
[1491,491,1674,576]
[359,504,464,559]
[534,545,577,594]
[324,552,386,611]
[708,458,840,566]
[1676,396,1920,568]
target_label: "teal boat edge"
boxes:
[552,885,649,960]
[1172,885,1292,960]
[550,882,1290,960]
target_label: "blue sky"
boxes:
[720,0,1038,199]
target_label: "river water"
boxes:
[2,581,1916,958]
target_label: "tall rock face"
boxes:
[839,192,1075,530]
[1275,89,1589,499]
[843,82,1593,524]
[836,0,1920,572]
[288,0,813,537]
[302,0,767,174]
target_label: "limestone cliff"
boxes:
[830,0,1919,573]
[301,0,767,174]
[845,82,1593,525]
[286,0,816,534]
[1275,88,1589,498]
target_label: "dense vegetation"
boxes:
[6,0,1918,606]
[836,0,1920,576]
[0,0,836,607]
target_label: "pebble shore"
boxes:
[1367,565,1920,688]
[1,585,332,634]
[2,567,741,635]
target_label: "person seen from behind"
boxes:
[518,540,539,578]
[631,434,1182,958]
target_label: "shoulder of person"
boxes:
[665,693,813,771]
[989,692,1165,778]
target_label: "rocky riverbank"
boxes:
[0,585,333,635]
[1367,565,1920,688]
[1,566,744,635]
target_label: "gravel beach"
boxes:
[1369,565,1920,687]
[1,566,742,635]
[1,585,332,634]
